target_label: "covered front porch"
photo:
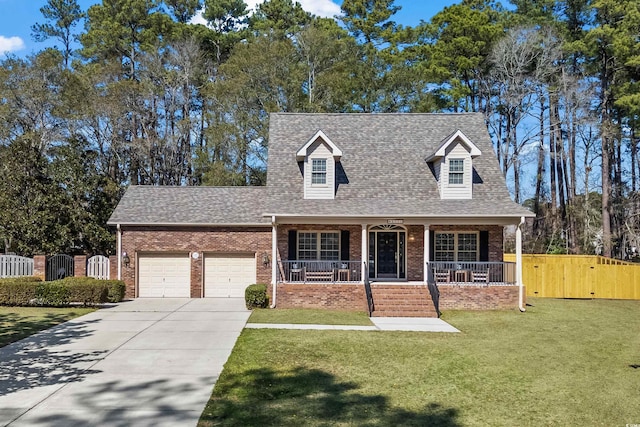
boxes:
[268,218,526,314]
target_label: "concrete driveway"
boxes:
[0,298,250,427]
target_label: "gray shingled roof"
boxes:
[107,186,269,225]
[265,113,533,218]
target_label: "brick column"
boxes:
[190,252,203,298]
[109,255,118,281]
[74,255,87,277]
[33,255,46,280]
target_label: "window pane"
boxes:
[435,233,455,261]
[457,233,477,262]
[449,159,464,172]
[298,232,317,260]
[312,159,326,172]
[449,173,463,185]
[320,232,340,260]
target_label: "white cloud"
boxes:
[0,36,25,54]
[296,0,341,18]
[190,0,341,25]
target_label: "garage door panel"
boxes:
[204,255,256,298]
[139,255,190,298]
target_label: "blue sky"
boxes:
[0,0,460,56]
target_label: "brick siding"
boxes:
[437,285,522,310]
[120,226,272,298]
[275,283,368,311]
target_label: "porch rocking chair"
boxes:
[471,268,490,285]
[433,269,451,283]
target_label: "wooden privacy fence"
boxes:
[87,255,110,280]
[0,255,34,278]
[504,254,640,300]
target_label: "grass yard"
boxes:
[200,298,640,426]
[0,306,95,347]
[248,308,373,326]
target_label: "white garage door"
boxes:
[204,254,256,298]
[138,254,191,298]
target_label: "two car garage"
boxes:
[137,253,257,298]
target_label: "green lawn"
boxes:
[0,306,95,347]
[200,298,640,426]
[248,308,373,326]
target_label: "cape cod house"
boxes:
[108,113,533,316]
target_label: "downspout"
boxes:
[516,216,526,312]
[270,215,277,308]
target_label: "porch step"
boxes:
[369,285,438,318]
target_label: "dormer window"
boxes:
[297,130,342,199]
[312,159,327,185]
[425,129,482,200]
[448,159,464,185]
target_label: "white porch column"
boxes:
[423,224,430,282]
[361,224,368,284]
[270,216,278,308]
[516,216,525,311]
[271,222,278,285]
[117,224,122,281]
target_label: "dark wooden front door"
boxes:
[377,232,397,277]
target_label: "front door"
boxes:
[369,226,406,280]
[377,232,397,277]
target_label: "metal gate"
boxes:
[46,254,74,281]
[87,255,110,280]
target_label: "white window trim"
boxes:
[297,230,341,260]
[434,231,479,262]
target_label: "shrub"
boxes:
[103,280,126,302]
[0,276,121,307]
[0,277,41,306]
[245,284,268,309]
[35,281,71,306]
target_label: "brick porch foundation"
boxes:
[274,283,368,311]
[437,285,523,310]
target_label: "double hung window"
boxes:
[434,232,478,262]
[311,159,327,184]
[448,159,464,185]
[298,232,340,260]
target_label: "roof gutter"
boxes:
[107,222,271,227]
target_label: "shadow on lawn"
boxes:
[0,311,85,347]
[201,367,460,427]
[0,314,105,397]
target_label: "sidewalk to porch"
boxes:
[245,317,460,332]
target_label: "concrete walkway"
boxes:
[0,298,250,427]
[246,317,460,333]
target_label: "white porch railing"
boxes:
[0,255,34,278]
[427,261,516,285]
[279,260,362,283]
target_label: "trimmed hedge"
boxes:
[0,276,126,307]
[0,277,41,306]
[60,277,126,303]
[245,284,268,309]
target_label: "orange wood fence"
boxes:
[503,254,640,299]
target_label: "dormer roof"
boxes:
[296,130,343,161]
[425,129,482,163]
